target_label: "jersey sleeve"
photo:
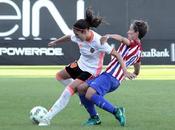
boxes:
[97,42,114,54]
[70,34,77,43]
[68,30,78,43]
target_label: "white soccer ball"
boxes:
[29,106,48,124]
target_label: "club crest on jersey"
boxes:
[90,47,95,53]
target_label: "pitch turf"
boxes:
[0,66,175,130]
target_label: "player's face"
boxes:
[127,24,139,40]
[73,29,86,41]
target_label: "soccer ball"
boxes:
[29,106,48,124]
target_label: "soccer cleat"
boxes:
[38,118,50,126]
[114,107,126,126]
[83,115,101,126]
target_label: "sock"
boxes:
[56,72,74,87]
[59,79,74,86]
[79,94,97,117]
[45,86,74,120]
[91,93,116,114]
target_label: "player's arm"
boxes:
[110,49,136,79]
[100,34,131,46]
[133,62,141,76]
[48,35,71,47]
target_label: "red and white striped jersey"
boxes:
[105,39,142,83]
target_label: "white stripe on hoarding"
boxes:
[171,43,175,62]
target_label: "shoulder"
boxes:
[88,31,101,48]
[91,30,101,42]
[128,40,143,51]
[129,39,141,46]
[71,35,81,43]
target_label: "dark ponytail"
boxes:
[73,7,103,30]
[85,7,103,28]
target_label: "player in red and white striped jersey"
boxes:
[106,37,142,83]
[78,20,149,126]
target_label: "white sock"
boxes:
[45,87,74,121]
[59,79,74,86]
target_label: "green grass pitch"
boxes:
[0,65,175,130]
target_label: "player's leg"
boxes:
[39,66,92,126]
[85,73,126,126]
[86,87,118,115]
[77,82,101,126]
[56,69,74,86]
[86,88,126,126]
[55,61,80,87]
[38,61,92,126]
[44,62,80,122]
[38,79,84,126]
[56,67,83,107]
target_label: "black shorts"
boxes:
[65,61,92,81]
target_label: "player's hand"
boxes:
[48,41,56,47]
[124,71,136,80]
[100,35,109,44]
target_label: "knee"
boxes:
[85,88,97,101]
[85,92,93,101]
[56,72,62,81]
[77,85,87,95]
[77,86,84,94]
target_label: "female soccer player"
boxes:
[38,8,134,126]
[77,20,149,126]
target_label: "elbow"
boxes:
[134,71,140,76]
[134,71,139,76]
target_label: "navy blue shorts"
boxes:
[86,72,120,96]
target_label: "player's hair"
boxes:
[73,7,103,31]
[132,20,149,39]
